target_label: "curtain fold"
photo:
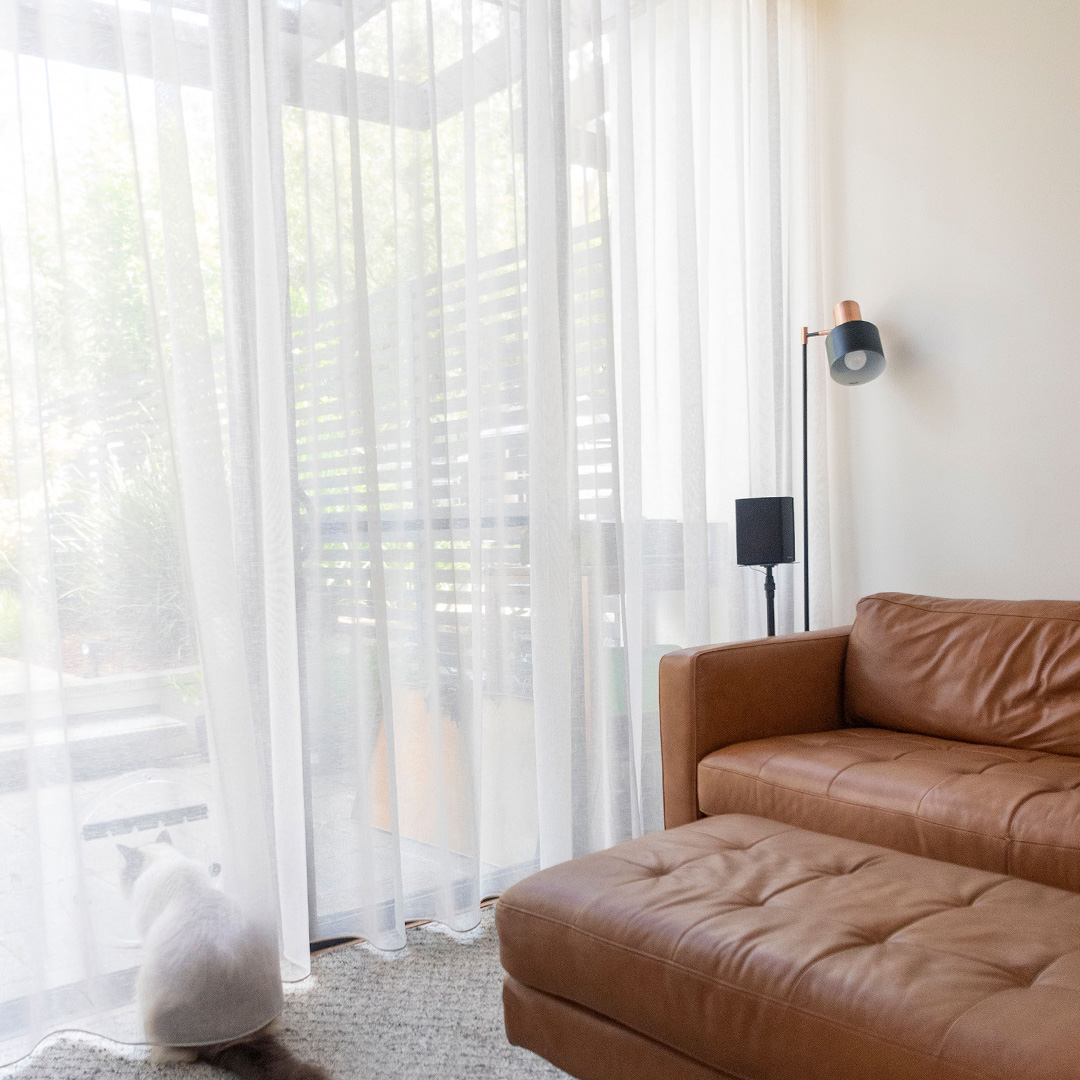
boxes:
[0,0,826,1062]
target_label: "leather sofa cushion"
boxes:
[503,976,739,1080]
[846,593,1080,756]
[698,727,1080,891]
[497,814,1080,1080]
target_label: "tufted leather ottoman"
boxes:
[497,814,1080,1080]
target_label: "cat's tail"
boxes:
[200,1031,329,1080]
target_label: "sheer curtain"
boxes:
[0,0,824,1062]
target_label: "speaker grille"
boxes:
[735,497,795,566]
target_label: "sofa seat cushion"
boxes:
[698,727,1080,890]
[497,814,1080,1080]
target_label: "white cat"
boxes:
[118,832,328,1079]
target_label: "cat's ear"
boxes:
[156,830,173,846]
[118,844,146,874]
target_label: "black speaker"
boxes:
[735,497,795,567]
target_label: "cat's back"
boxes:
[140,876,281,1045]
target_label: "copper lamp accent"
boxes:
[833,300,862,325]
[801,300,864,342]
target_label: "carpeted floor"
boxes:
[0,909,569,1080]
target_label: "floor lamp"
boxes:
[801,301,886,631]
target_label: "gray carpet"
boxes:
[0,910,569,1080]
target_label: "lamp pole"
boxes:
[801,301,887,633]
[801,326,827,633]
[802,330,810,633]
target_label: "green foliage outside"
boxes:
[53,449,196,674]
[0,11,527,679]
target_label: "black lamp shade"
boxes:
[825,320,886,385]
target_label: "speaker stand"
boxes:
[763,565,776,637]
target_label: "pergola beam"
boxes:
[5,0,604,147]
[6,0,428,127]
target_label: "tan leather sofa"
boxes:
[661,592,1080,890]
[497,593,1080,1079]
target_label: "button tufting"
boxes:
[699,725,1080,893]
[501,812,1080,1080]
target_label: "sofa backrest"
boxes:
[845,593,1080,757]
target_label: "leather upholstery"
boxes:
[698,727,1080,891]
[847,593,1080,755]
[497,814,1080,1080]
[659,627,849,828]
[510,595,1080,1077]
[503,977,737,1080]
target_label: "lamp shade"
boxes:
[825,303,885,386]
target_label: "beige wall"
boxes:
[818,0,1080,620]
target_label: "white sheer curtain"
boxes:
[0,0,824,1062]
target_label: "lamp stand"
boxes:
[764,565,777,637]
[801,334,809,633]
[800,302,887,634]
[800,324,831,633]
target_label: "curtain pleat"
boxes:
[0,0,826,1062]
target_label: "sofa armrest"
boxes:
[659,627,851,828]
